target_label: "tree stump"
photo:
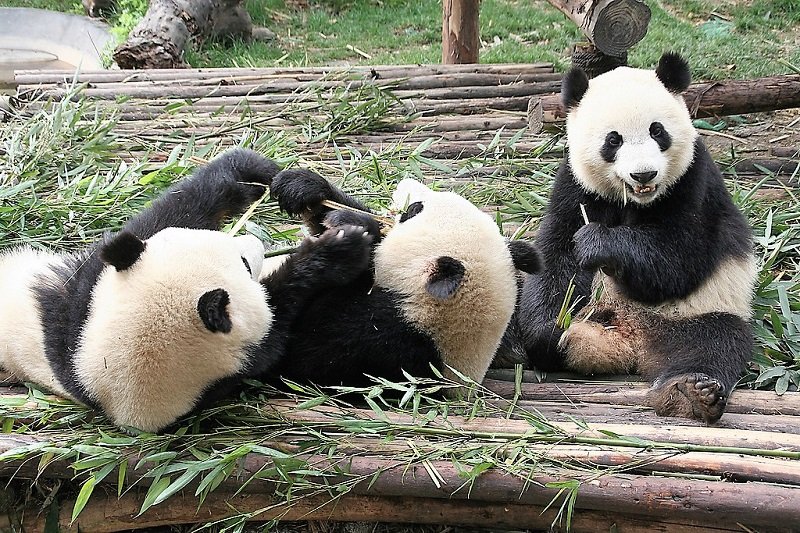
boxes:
[112,0,254,69]
[547,0,651,57]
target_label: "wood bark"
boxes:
[442,0,480,64]
[113,0,254,69]
[547,0,651,56]
[528,74,800,132]
[15,491,742,533]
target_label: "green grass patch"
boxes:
[4,0,798,79]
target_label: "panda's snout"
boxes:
[630,171,658,184]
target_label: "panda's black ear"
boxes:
[561,67,589,110]
[507,240,540,274]
[198,289,232,334]
[656,52,691,93]
[100,231,145,271]
[426,256,465,300]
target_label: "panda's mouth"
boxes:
[625,182,658,197]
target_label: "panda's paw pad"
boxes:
[313,225,374,280]
[323,210,380,236]
[651,373,726,424]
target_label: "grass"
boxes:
[2,1,799,78]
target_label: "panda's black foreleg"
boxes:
[269,168,373,236]
[642,312,752,423]
[515,255,593,371]
[573,221,713,304]
[248,224,376,376]
[122,149,279,239]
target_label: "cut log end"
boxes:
[590,0,651,56]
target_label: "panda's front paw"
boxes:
[323,210,381,239]
[270,168,334,217]
[573,223,616,272]
[302,225,375,285]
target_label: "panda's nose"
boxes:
[630,171,657,184]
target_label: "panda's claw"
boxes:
[648,372,727,424]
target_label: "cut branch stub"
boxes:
[548,0,651,57]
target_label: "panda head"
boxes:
[79,227,272,432]
[373,178,539,384]
[563,52,697,205]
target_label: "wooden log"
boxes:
[483,379,800,416]
[528,74,800,132]
[12,63,555,86]
[442,0,480,64]
[732,158,800,175]
[113,0,254,69]
[547,0,651,57]
[16,490,743,533]
[20,79,561,102]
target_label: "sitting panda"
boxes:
[264,170,540,390]
[509,52,756,423]
[0,149,373,432]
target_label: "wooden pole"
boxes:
[546,0,651,57]
[442,0,480,64]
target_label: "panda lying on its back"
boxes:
[264,170,540,390]
[0,149,372,432]
[510,53,756,423]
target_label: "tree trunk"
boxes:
[528,74,800,132]
[112,0,254,69]
[547,0,651,57]
[442,0,480,64]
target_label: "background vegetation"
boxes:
[3,0,799,79]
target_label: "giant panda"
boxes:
[263,170,541,391]
[0,149,374,432]
[508,52,756,423]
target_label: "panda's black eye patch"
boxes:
[400,201,424,223]
[241,256,252,275]
[600,131,623,162]
[649,121,672,151]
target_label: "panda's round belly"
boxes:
[592,253,756,320]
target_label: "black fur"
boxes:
[600,131,623,163]
[198,289,232,333]
[512,139,753,374]
[265,171,483,389]
[426,256,465,300]
[561,67,589,109]
[655,52,691,93]
[270,168,373,236]
[100,231,145,271]
[400,202,424,223]
[33,149,373,423]
[650,122,672,151]
[508,240,540,274]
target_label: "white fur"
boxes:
[0,248,72,398]
[594,253,757,320]
[75,229,272,432]
[374,179,518,384]
[566,66,698,205]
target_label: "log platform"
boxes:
[2,64,800,532]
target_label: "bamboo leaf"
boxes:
[71,475,97,524]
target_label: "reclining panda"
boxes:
[507,53,756,423]
[0,149,373,432]
[264,169,540,391]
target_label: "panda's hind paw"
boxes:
[648,372,727,424]
[323,210,381,238]
[303,225,374,285]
